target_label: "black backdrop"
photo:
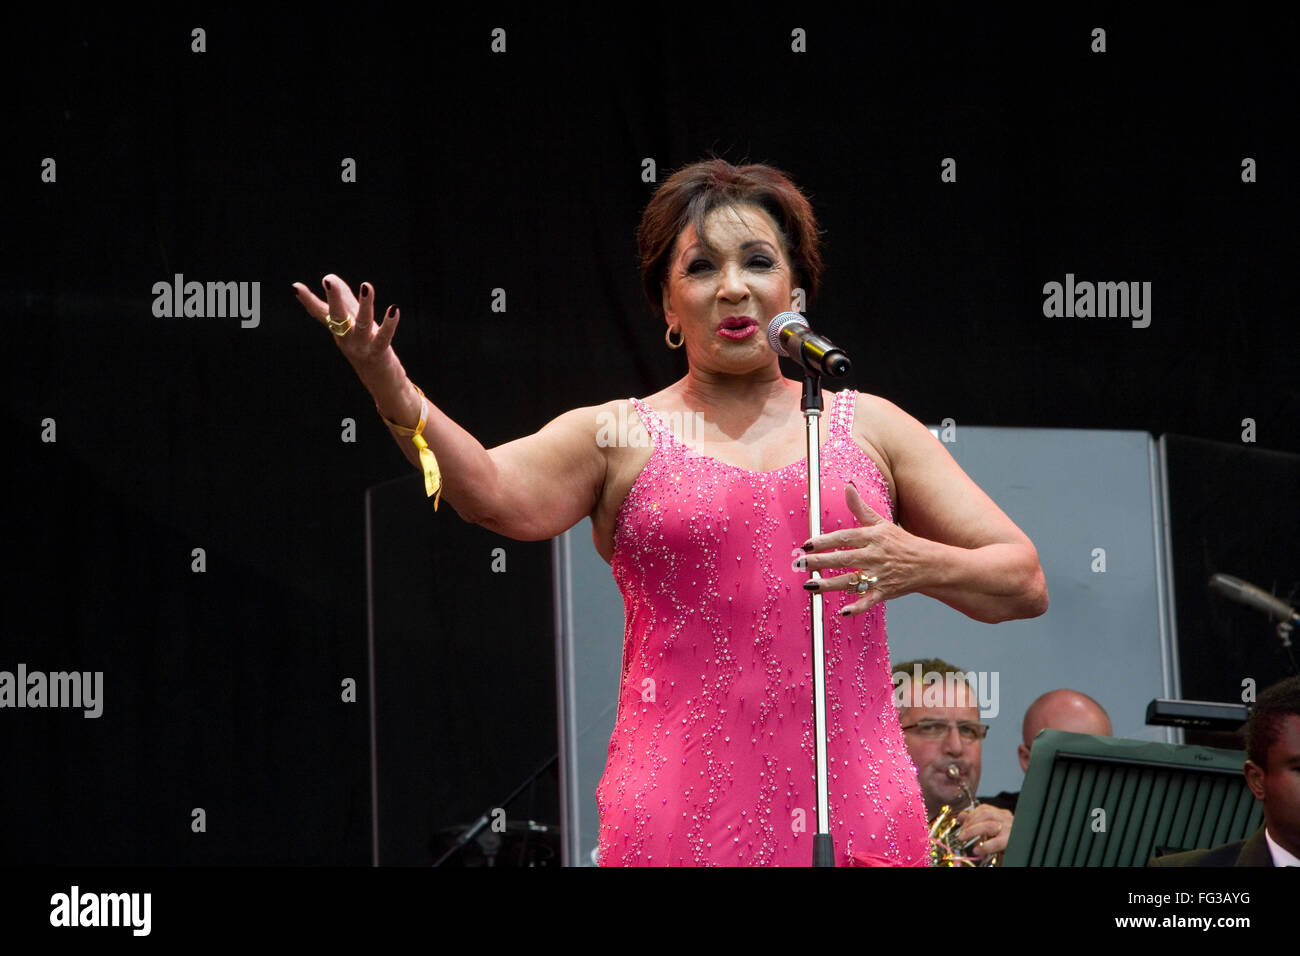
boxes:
[1166,436,1300,711]
[4,7,1297,865]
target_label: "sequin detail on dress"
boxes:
[597,389,931,866]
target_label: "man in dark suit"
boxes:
[1148,674,1300,867]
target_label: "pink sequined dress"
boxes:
[597,388,931,866]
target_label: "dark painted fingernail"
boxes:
[361,285,369,299]
[802,580,819,591]
[800,541,814,552]
[324,279,332,290]
[839,608,851,617]
[385,306,394,318]
[791,557,806,571]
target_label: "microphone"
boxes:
[766,312,852,378]
[1208,574,1300,624]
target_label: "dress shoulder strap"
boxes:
[829,388,858,442]
[628,397,671,441]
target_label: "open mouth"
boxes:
[718,316,757,339]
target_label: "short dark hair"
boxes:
[1246,675,1300,769]
[891,658,976,708]
[892,658,968,679]
[636,158,825,320]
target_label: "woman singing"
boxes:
[293,159,1048,866]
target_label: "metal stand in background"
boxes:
[431,753,558,867]
[1275,618,1296,674]
[801,373,835,868]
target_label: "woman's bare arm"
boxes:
[293,275,606,538]
[377,376,609,539]
[780,393,1048,625]
[877,396,1049,623]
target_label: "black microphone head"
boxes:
[766,311,806,354]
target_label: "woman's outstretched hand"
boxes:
[794,481,936,617]
[292,274,402,387]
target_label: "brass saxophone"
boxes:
[928,764,1000,866]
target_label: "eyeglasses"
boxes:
[900,720,989,741]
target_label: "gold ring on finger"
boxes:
[848,573,877,594]
[325,312,354,336]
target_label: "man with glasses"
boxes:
[893,657,1012,864]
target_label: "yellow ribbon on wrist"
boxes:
[377,383,443,510]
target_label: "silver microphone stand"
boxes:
[768,311,853,867]
[801,373,835,867]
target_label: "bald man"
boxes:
[982,689,1112,813]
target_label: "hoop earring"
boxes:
[665,325,684,349]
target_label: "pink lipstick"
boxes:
[717,316,757,340]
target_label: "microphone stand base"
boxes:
[813,832,835,867]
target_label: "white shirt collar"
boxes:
[1265,827,1300,867]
